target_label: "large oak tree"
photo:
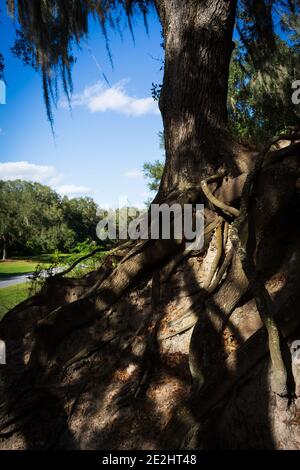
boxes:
[0,0,300,450]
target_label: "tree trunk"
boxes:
[0,0,299,452]
[155,0,237,198]
[1,237,6,261]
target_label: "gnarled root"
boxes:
[28,236,184,373]
[1,142,299,450]
[163,140,300,449]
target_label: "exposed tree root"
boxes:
[203,220,224,289]
[188,137,300,394]
[164,288,300,450]
[1,141,300,449]
[27,237,184,373]
[208,247,234,294]
[201,174,239,217]
[27,207,222,372]
[188,243,248,389]
[178,170,245,388]
[231,152,288,396]
[52,240,134,280]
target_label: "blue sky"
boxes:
[0,5,164,208]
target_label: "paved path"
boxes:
[0,273,33,288]
[0,267,62,289]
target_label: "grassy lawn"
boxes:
[0,259,46,277]
[0,283,30,320]
[0,254,64,277]
[0,251,109,278]
[0,250,108,319]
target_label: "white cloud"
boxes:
[63,80,159,117]
[123,169,143,179]
[57,185,91,196]
[0,161,62,185]
[0,161,91,197]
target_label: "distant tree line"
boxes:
[0,180,101,259]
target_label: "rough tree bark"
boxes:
[0,0,299,450]
[155,0,250,200]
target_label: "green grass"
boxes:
[0,250,109,319]
[0,250,108,278]
[0,255,62,277]
[0,283,30,320]
[0,260,43,277]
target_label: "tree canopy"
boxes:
[2,1,298,129]
[0,180,100,257]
